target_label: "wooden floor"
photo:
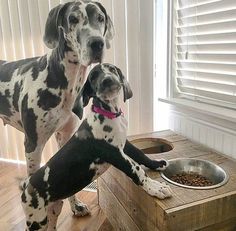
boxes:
[0,161,113,231]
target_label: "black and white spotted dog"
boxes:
[0,1,114,215]
[21,63,172,231]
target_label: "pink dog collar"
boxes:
[92,105,123,119]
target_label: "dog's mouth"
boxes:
[98,85,122,101]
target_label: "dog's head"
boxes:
[43,1,114,66]
[73,63,133,119]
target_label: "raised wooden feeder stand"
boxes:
[97,130,236,231]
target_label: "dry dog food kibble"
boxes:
[170,172,214,186]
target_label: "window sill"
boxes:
[159,98,236,124]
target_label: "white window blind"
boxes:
[174,0,236,109]
[0,0,154,162]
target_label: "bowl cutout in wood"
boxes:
[131,138,173,154]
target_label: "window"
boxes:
[169,0,236,110]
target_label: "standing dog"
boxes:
[0,1,114,215]
[21,63,172,231]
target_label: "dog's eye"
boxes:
[98,14,105,23]
[69,15,79,24]
[109,67,116,74]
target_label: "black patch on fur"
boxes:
[85,4,96,25]
[18,61,36,77]
[37,89,61,110]
[21,94,38,153]
[5,89,10,97]
[21,191,27,203]
[75,204,86,212]
[0,57,37,82]
[94,115,97,122]
[29,222,41,231]
[45,50,68,89]
[30,190,39,209]
[103,125,112,133]
[108,138,113,143]
[0,92,12,116]
[136,166,140,171]
[90,70,100,82]
[98,114,104,124]
[38,55,48,71]
[40,217,47,226]
[13,82,21,112]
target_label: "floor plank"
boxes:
[0,161,113,231]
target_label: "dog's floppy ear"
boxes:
[105,15,115,49]
[94,2,114,49]
[43,3,69,49]
[72,80,94,119]
[116,67,133,102]
[72,92,84,120]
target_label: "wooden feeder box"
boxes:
[98,130,236,231]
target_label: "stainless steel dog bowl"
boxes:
[161,158,229,189]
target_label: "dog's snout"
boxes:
[102,78,113,87]
[90,39,104,52]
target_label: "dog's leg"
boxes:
[106,149,172,199]
[55,113,80,148]
[21,181,48,231]
[47,200,63,231]
[55,113,90,216]
[124,140,169,170]
[68,197,91,216]
[25,144,44,176]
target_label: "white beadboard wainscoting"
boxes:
[169,109,236,160]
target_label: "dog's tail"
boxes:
[15,176,27,191]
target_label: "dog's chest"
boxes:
[87,112,128,149]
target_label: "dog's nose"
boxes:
[90,39,104,53]
[102,78,113,87]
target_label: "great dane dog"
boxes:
[0,0,114,215]
[21,63,172,231]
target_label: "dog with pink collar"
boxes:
[21,63,172,231]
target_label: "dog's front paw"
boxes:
[144,178,172,199]
[72,202,91,216]
[150,159,169,171]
